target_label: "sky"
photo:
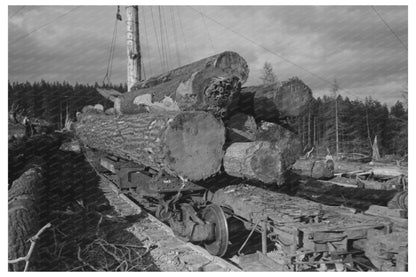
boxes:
[8,5,408,106]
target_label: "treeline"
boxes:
[294,95,408,157]
[8,80,407,157]
[8,81,127,129]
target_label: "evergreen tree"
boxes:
[260,62,278,85]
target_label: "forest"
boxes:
[8,80,408,158]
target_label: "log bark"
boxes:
[387,191,408,210]
[9,163,44,271]
[119,51,249,117]
[239,77,313,122]
[291,158,335,179]
[224,138,300,185]
[75,111,225,181]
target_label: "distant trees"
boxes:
[260,62,278,85]
[8,81,126,129]
[294,93,407,158]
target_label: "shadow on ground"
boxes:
[33,150,160,271]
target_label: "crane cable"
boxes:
[169,6,182,67]
[103,6,122,85]
[150,7,165,71]
[158,6,169,71]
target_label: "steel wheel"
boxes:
[202,204,229,257]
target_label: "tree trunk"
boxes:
[9,163,44,271]
[75,111,225,181]
[372,135,381,161]
[239,77,312,123]
[291,158,335,179]
[119,51,249,117]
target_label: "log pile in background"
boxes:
[291,177,402,211]
[118,51,249,117]
[75,111,225,181]
[8,160,44,271]
[291,158,335,179]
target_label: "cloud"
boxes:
[8,5,407,106]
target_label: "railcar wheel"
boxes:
[202,204,229,257]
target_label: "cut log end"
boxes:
[165,112,225,180]
[75,111,225,181]
[224,141,298,185]
[251,144,284,184]
[292,158,335,179]
[240,77,313,122]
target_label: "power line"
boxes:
[175,8,191,63]
[9,6,80,45]
[9,6,26,19]
[199,7,215,53]
[371,6,407,51]
[188,6,362,99]
[188,6,332,85]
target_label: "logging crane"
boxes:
[80,6,406,271]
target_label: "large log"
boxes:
[334,160,407,178]
[239,77,313,122]
[119,51,249,117]
[291,158,335,179]
[224,135,300,185]
[9,133,65,184]
[9,163,44,271]
[288,177,402,211]
[75,111,225,181]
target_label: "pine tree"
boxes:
[260,62,278,85]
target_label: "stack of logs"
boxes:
[76,51,313,185]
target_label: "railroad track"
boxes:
[96,171,242,272]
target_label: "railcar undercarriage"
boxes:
[86,149,407,271]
